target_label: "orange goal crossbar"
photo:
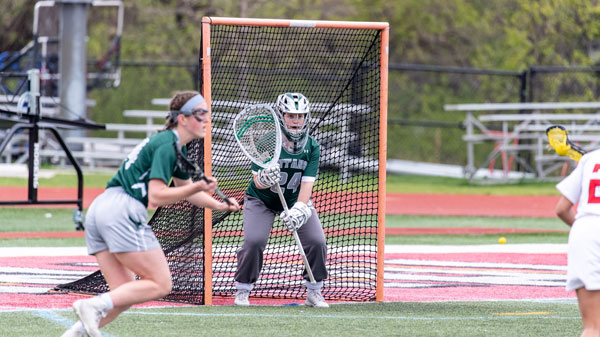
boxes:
[201,16,388,304]
[203,17,389,30]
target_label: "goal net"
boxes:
[56,17,388,305]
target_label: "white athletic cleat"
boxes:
[59,324,88,337]
[234,289,251,306]
[73,297,107,337]
[305,289,329,308]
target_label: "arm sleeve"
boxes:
[173,146,192,180]
[302,141,320,182]
[251,162,260,175]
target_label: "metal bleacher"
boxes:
[445,102,600,181]
[153,99,377,181]
[2,96,375,178]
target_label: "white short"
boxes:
[566,216,600,291]
[84,186,161,255]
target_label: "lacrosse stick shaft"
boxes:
[200,176,233,206]
[275,183,316,284]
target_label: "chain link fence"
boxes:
[4,61,600,173]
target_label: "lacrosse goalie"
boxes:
[234,93,329,308]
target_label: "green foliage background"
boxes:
[3,0,600,165]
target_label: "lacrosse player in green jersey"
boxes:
[234,93,329,308]
[61,91,240,337]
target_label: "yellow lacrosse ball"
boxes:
[498,237,507,244]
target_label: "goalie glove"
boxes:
[256,164,280,189]
[280,201,312,232]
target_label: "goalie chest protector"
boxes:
[246,136,320,212]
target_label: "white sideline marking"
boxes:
[385,244,568,254]
[0,286,51,294]
[0,244,568,258]
[0,247,88,257]
[122,310,581,320]
[5,307,581,321]
[387,259,567,271]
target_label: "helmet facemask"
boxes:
[276,93,310,154]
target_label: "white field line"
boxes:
[0,247,88,257]
[385,244,568,254]
[2,307,582,320]
[0,244,568,257]
[387,259,567,271]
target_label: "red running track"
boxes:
[0,187,559,217]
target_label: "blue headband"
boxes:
[168,94,207,120]
[180,94,206,113]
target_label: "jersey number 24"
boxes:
[271,171,302,194]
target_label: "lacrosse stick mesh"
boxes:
[233,104,281,167]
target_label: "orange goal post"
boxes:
[200,17,388,304]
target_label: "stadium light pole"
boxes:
[58,0,92,146]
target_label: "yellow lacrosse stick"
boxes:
[546,125,585,162]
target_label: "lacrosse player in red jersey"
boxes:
[61,91,239,337]
[555,148,600,337]
[234,93,329,308]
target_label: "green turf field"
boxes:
[0,208,569,246]
[0,172,577,336]
[0,171,568,247]
[0,171,562,194]
[2,301,580,337]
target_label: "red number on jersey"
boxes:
[589,179,600,203]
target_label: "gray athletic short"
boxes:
[84,186,161,255]
[235,194,328,284]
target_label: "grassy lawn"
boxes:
[0,171,566,246]
[386,174,560,195]
[0,171,114,188]
[0,172,575,337]
[2,301,581,337]
[0,208,569,246]
[0,170,562,194]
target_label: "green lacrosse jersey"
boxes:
[246,136,320,212]
[106,130,191,207]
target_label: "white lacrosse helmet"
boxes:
[276,93,310,153]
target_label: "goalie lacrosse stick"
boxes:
[172,141,233,205]
[546,125,586,163]
[233,103,316,284]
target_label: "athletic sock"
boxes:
[235,282,254,291]
[73,321,86,334]
[99,292,114,311]
[305,280,323,291]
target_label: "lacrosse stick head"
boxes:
[546,124,585,162]
[546,125,570,156]
[233,104,282,168]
